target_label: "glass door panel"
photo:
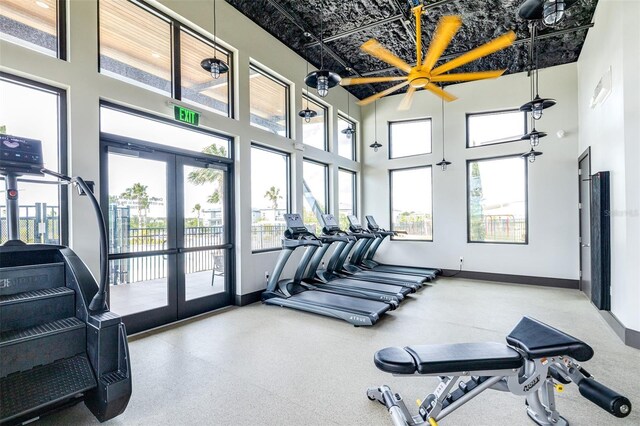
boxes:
[184,249,226,301]
[183,164,225,247]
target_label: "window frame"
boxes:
[465,109,528,149]
[302,158,330,222]
[0,71,69,245]
[250,143,292,254]
[338,168,357,220]
[388,117,433,160]
[301,94,328,151]
[249,64,290,138]
[388,165,433,242]
[337,114,357,161]
[466,154,529,245]
[97,0,234,117]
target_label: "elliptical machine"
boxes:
[0,135,131,424]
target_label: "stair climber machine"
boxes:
[297,214,412,307]
[340,216,427,288]
[361,215,441,278]
[0,135,131,424]
[367,316,632,426]
[261,213,392,326]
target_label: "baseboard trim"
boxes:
[235,289,263,306]
[599,310,640,349]
[440,269,579,289]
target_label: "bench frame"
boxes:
[367,351,587,426]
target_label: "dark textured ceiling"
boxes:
[225,0,598,99]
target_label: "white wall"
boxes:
[361,63,580,280]
[577,0,640,331]
[0,0,361,297]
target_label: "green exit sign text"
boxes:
[174,105,200,126]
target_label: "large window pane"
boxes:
[468,156,527,243]
[100,106,230,157]
[302,160,328,233]
[249,66,288,137]
[180,29,231,117]
[467,110,527,147]
[389,119,432,159]
[251,146,289,251]
[99,0,172,95]
[338,169,356,230]
[0,76,63,245]
[0,0,59,57]
[302,96,327,150]
[337,116,356,160]
[390,167,432,241]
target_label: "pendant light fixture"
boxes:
[341,90,356,139]
[200,0,228,79]
[369,100,382,152]
[299,48,318,123]
[304,5,340,98]
[522,147,543,163]
[518,0,577,27]
[520,23,555,120]
[436,92,452,171]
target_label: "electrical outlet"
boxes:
[265,271,270,282]
[459,256,464,265]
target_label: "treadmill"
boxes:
[261,214,391,326]
[360,215,441,277]
[300,214,412,305]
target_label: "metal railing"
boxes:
[251,223,286,251]
[0,205,60,244]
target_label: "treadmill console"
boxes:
[284,214,310,237]
[321,214,341,232]
[347,215,363,231]
[365,215,380,231]
[0,134,44,175]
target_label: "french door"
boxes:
[101,137,233,334]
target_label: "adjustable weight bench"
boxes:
[367,317,632,426]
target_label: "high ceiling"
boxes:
[225,0,599,99]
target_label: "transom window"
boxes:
[0,0,65,58]
[301,95,328,150]
[467,156,528,244]
[389,118,432,159]
[390,167,433,241]
[467,109,527,147]
[251,145,290,252]
[302,160,328,233]
[337,116,356,160]
[249,66,289,137]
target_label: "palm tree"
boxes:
[188,144,227,206]
[264,186,282,220]
[120,183,150,228]
[192,203,202,227]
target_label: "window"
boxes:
[249,66,289,137]
[467,156,527,244]
[338,169,356,230]
[0,0,65,58]
[467,110,527,147]
[302,160,328,233]
[251,145,290,252]
[180,29,231,117]
[337,116,356,160]
[390,167,432,241]
[100,104,230,157]
[0,73,66,245]
[99,0,172,95]
[389,118,432,159]
[302,95,327,150]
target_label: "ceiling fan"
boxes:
[340,6,516,110]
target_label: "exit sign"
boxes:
[173,105,200,126]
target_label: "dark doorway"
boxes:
[578,148,591,299]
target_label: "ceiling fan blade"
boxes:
[422,15,462,72]
[341,76,408,86]
[431,31,516,76]
[431,69,506,82]
[357,81,411,106]
[398,86,417,111]
[425,83,458,102]
[361,39,413,73]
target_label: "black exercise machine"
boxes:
[367,316,632,425]
[0,135,131,424]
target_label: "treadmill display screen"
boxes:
[347,215,362,230]
[284,214,308,234]
[365,215,379,230]
[321,214,340,229]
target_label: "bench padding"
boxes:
[374,342,523,375]
[506,316,594,362]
